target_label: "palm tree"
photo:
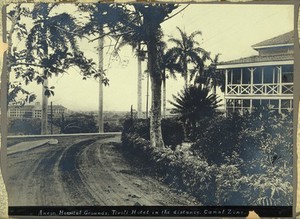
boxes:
[89,4,181,147]
[168,27,210,87]
[169,85,221,139]
[159,43,182,118]
[78,4,112,132]
[114,33,145,119]
[196,53,225,95]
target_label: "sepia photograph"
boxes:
[1,2,294,217]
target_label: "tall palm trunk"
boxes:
[137,43,142,118]
[162,71,166,118]
[98,27,104,133]
[147,32,164,148]
[184,60,188,87]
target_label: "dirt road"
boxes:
[7,135,199,206]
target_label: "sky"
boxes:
[8,3,294,112]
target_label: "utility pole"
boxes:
[137,43,142,118]
[41,79,48,135]
[98,27,104,133]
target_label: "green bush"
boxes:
[121,108,293,206]
[121,130,217,203]
[8,118,41,135]
[190,108,293,205]
[122,118,184,149]
[51,113,97,134]
[191,112,245,165]
[162,118,185,148]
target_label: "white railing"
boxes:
[227,83,293,95]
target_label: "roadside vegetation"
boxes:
[121,105,293,206]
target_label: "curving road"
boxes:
[7,135,199,206]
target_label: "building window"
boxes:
[232,69,241,84]
[282,65,293,83]
[253,68,262,84]
[242,68,251,84]
[263,66,274,84]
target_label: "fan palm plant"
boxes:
[169,85,221,139]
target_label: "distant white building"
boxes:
[217,31,294,114]
[8,102,68,119]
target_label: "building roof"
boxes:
[219,53,293,65]
[218,31,294,68]
[252,31,294,48]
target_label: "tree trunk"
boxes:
[184,60,188,87]
[162,73,166,118]
[137,43,142,118]
[0,51,9,219]
[147,33,164,148]
[0,7,11,217]
[41,78,48,135]
[98,28,104,133]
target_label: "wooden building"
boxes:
[217,31,294,114]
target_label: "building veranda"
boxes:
[218,31,294,114]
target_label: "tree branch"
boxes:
[162,4,190,24]
[53,24,91,41]
[89,13,143,43]
[11,62,68,74]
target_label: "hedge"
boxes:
[120,110,293,206]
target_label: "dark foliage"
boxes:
[191,107,293,205]
[121,107,293,206]
[8,118,41,135]
[191,112,245,165]
[169,85,221,140]
[122,117,184,149]
[51,113,97,134]
[121,124,217,204]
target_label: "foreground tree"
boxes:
[7,4,36,106]
[9,3,98,134]
[133,4,179,147]
[90,4,180,147]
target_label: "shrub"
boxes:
[161,118,185,148]
[8,118,41,135]
[104,122,123,132]
[191,112,245,165]
[121,107,293,206]
[122,118,184,149]
[51,113,98,134]
[121,130,217,203]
